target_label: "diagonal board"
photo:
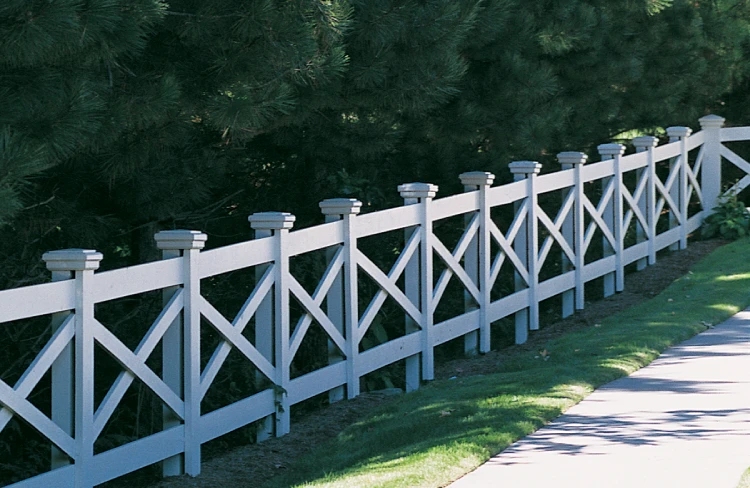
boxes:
[582,178,616,253]
[654,160,682,220]
[488,202,529,288]
[199,296,276,399]
[199,265,275,401]
[357,230,421,341]
[288,277,346,360]
[431,235,481,314]
[94,290,184,437]
[93,319,185,430]
[536,191,575,269]
[622,169,650,236]
[0,315,74,433]
[432,214,480,311]
[357,248,423,341]
[287,248,345,361]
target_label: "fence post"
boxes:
[319,199,362,401]
[399,183,438,383]
[42,249,103,488]
[153,230,206,476]
[459,172,495,355]
[248,212,295,437]
[557,152,588,316]
[43,255,75,470]
[667,126,693,250]
[632,136,659,269]
[154,230,207,477]
[509,161,541,342]
[597,144,625,295]
[699,114,726,217]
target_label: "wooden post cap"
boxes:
[699,114,725,129]
[248,212,296,230]
[666,126,693,139]
[154,230,208,250]
[632,136,659,149]
[459,171,495,187]
[508,161,541,175]
[42,249,103,272]
[397,183,438,199]
[597,144,626,158]
[319,198,363,216]
[557,152,588,166]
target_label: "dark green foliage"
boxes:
[703,189,750,239]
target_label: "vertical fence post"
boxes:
[509,161,541,342]
[319,199,362,401]
[557,152,588,316]
[632,137,659,269]
[458,172,495,355]
[398,183,438,382]
[699,115,726,217]
[42,249,103,488]
[598,144,626,292]
[597,145,623,296]
[43,255,75,471]
[667,127,693,250]
[153,230,206,476]
[249,212,295,437]
[154,230,207,477]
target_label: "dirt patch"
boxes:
[120,239,726,488]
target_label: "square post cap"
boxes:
[666,126,692,139]
[154,230,207,250]
[248,212,296,230]
[508,161,541,175]
[459,171,495,187]
[319,198,363,216]
[557,152,588,166]
[398,183,438,199]
[632,136,659,150]
[597,143,626,158]
[699,114,725,129]
[43,249,103,272]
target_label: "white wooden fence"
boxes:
[0,115,748,487]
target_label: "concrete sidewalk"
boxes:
[449,309,750,488]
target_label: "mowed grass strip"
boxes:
[266,239,750,488]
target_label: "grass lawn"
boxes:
[265,238,750,488]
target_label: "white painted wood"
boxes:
[198,238,274,279]
[487,289,530,323]
[719,125,750,142]
[5,465,74,488]
[558,152,587,316]
[536,169,575,194]
[654,226,683,252]
[399,188,422,393]
[509,161,541,338]
[94,291,184,438]
[620,150,649,172]
[0,280,75,323]
[667,127,693,250]
[456,176,480,356]
[251,228,274,443]
[476,174,493,354]
[433,309,481,346]
[537,271,576,302]
[343,204,361,399]
[582,254,617,282]
[198,389,275,443]
[93,259,183,303]
[622,241,650,266]
[91,425,184,486]
[358,334,422,377]
[286,220,344,257]
[574,156,586,310]
[486,179,527,206]
[581,159,615,183]
[431,191,480,220]
[288,362,347,405]
[687,129,706,150]
[597,144,623,297]
[720,144,750,174]
[320,201,350,404]
[632,136,658,271]
[354,205,420,238]
[182,243,202,476]
[652,139,682,161]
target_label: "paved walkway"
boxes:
[449,309,750,488]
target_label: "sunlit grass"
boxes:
[265,238,750,488]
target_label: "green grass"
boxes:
[265,239,750,488]
[738,467,750,488]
